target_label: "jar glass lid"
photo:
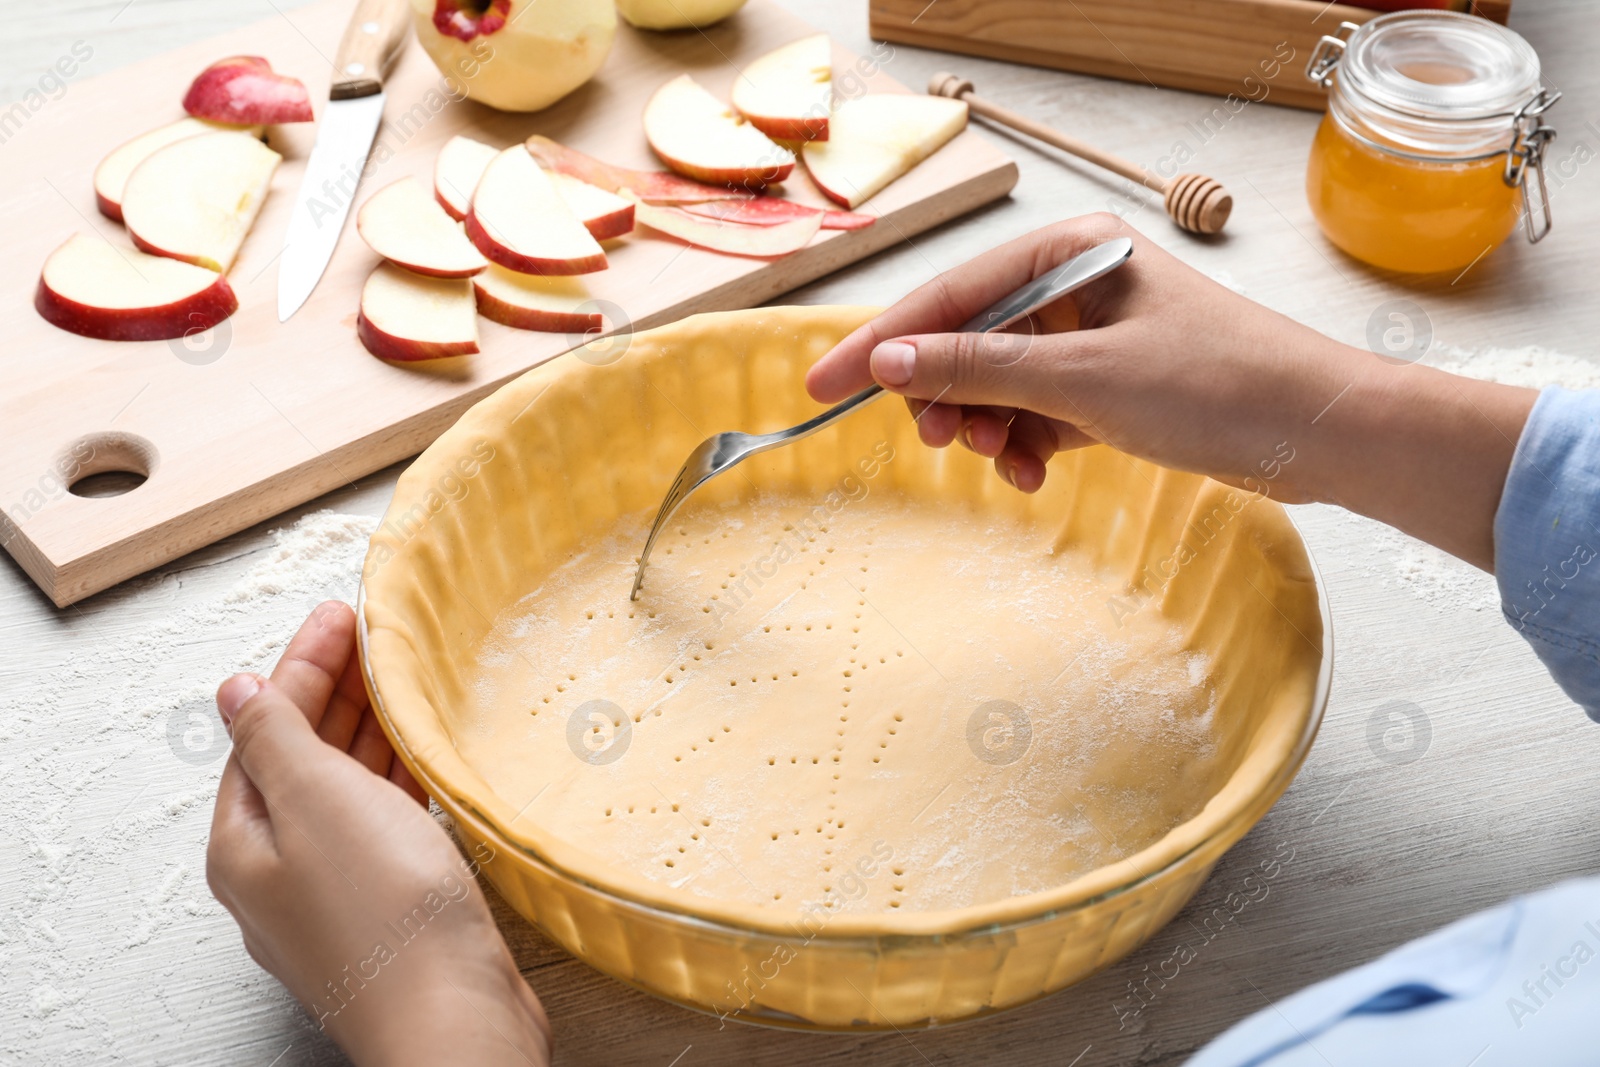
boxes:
[1345,11,1539,117]
[1338,11,1542,156]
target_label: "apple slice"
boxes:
[35,233,238,342]
[358,262,479,361]
[630,196,821,257]
[466,147,606,275]
[548,172,634,239]
[474,266,601,333]
[358,177,488,278]
[643,74,794,189]
[731,34,832,142]
[802,94,968,208]
[94,117,263,223]
[679,197,875,231]
[121,130,281,273]
[434,134,499,221]
[525,135,755,205]
[183,56,313,125]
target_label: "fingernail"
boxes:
[217,674,264,733]
[1002,463,1019,489]
[870,342,916,387]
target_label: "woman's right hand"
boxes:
[806,214,1536,569]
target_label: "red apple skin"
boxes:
[463,211,608,276]
[812,181,852,209]
[650,148,793,191]
[432,0,511,41]
[182,56,313,125]
[96,191,124,224]
[743,115,827,143]
[127,231,207,270]
[582,203,635,241]
[34,274,237,342]
[473,282,602,333]
[435,188,466,222]
[679,198,875,230]
[631,200,821,257]
[357,311,479,362]
[525,136,756,204]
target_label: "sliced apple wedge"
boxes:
[94,117,263,223]
[474,266,601,333]
[35,233,238,342]
[549,172,634,239]
[731,34,832,142]
[358,177,488,278]
[680,197,875,231]
[358,262,479,361]
[643,74,794,189]
[183,56,313,125]
[630,196,821,257]
[121,130,281,273]
[802,94,968,208]
[526,135,755,205]
[466,147,607,275]
[434,134,500,221]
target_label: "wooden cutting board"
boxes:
[0,0,1016,607]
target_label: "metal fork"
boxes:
[629,236,1135,600]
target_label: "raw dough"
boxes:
[458,487,1226,915]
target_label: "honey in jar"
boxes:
[1304,12,1556,274]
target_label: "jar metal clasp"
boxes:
[1305,22,1360,89]
[1506,88,1561,244]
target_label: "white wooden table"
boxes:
[3,2,1598,1064]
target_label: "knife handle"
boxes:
[331,0,412,100]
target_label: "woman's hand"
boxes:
[207,602,549,1067]
[807,214,1537,569]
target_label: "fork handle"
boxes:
[781,235,1136,443]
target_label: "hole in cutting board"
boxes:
[62,432,157,499]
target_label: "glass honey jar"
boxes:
[1304,12,1558,274]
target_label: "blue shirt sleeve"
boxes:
[1494,386,1600,720]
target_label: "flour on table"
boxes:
[0,509,377,1055]
[1365,341,1600,611]
[1428,342,1600,391]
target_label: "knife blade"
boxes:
[278,0,412,322]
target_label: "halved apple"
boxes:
[680,197,875,231]
[94,117,263,223]
[357,261,479,361]
[414,0,615,112]
[358,177,488,278]
[183,56,313,125]
[731,34,831,142]
[121,130,281,273]
[434,134,499,221]
[525,135,755,205]
[35,232,238,342]
[630,196,821,256]
[548,172,634,239]
[473,266,600,332]
[466,147,607,275]
[801,94,968,208]
[643,74,793,189]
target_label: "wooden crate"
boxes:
[868,0,1513,111]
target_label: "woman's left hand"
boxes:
[207,602,550,1067]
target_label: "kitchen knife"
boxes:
[277,0,412,322]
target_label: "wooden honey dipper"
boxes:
[929,72,1234,236]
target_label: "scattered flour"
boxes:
[1429,342,1600,391]
[0,508,379,1058]
[1365,342,1600,611]
[226,511,379,603]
